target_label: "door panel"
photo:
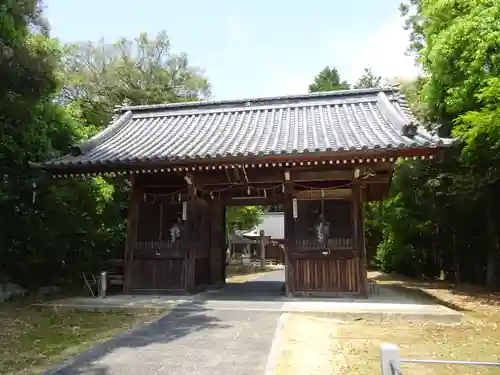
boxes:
[293,256,360,294]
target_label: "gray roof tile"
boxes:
[46,88,453,167]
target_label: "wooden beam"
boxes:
[192,167,392,186]
[293,170,352,181]
[294,188,352,200]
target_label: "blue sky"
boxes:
[45,0,418,100]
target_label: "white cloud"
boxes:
[227,15,245,42]
[220,12,419,99]
[323,14,421,84]
[252,14,419,98]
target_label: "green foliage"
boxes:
[354,67,382,89]
[0,1,121,286]
[226,206,263,234]
[0,7,260,289]
[370,0,500,288]
[59,31,211,127]
[309,66,350,92]
[0,6,214,288]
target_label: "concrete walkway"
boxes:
[42,272,286,375]
[41,270,463,322]
[45,308,280,375]
[41,270,464,374]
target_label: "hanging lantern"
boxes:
[32,182,37,204]
[182,201,187,220]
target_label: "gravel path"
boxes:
[43,271,285,375]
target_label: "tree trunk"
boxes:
[486,206,500,289]
[452,232,460,284]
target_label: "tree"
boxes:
[226,206,263,234]
[0,1,122,287]
[354,67,382,89]
[0,12,217,289]
[59,31,260,252]
[60,31,211,128]
[56,32,214,257]
[370,0,500,288]
[309,66,350,92]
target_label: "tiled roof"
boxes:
[44,88,453,167]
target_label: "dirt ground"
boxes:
[368,270,500,317]
[276,314,500,375]
[276,271,500,375]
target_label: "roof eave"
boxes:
[70,111,133,156]
[37,146,451,175]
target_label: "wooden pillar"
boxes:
[183,182,196,294]
[222,205,227,281]
[208,201,225,286]
[123,178,139,294]
[283,180,296,296]
[259,230,266,270]
[352,181,367,297]
[360,184,368,295]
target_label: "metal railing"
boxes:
[380,343,500,374]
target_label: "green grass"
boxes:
[0,300,159,375]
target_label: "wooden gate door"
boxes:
[130,199,185,293]
[293,248,360,296]
[291,198,361,296]
[130,242,185,293]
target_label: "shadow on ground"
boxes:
[42,302,231,375]
[42,271,287,375]
[200,269,286,301]
[41,270,456,374]
[367,270,493,311]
